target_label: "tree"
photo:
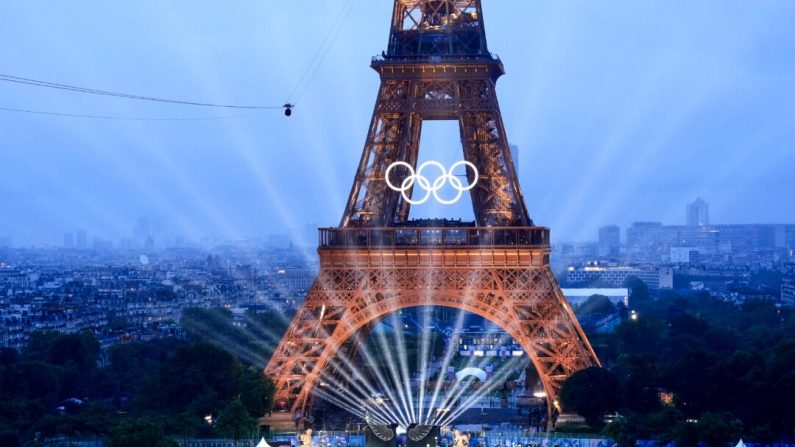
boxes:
[578,295,617,318]
[108,418,177,447]
[107,337,186,402]
[0,348,19,366]
[614,317,665,357]
[70,401,115,442]
[25,330,99,373]
[766,342,795,433]
[696,412,743,447]
[560,367,622,428]
[0,431,20,447]
[614,354,660,414]
[664,349,720,417]
[672,420,699,447]
[5,361,63,409]
[216,398,258,443]
[238,369,276,417]
[602,419,636,447]
[624,277,650,306]
[159,342,243,415]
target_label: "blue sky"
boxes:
[0,1,793,246]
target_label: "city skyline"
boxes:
[4,195,795,249]
[1,1,794,246]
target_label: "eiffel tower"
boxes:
[265,0,599,428]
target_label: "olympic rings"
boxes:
[384,160,479,205]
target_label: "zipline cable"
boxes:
[0,106,256,121]
[293,0,358,105]
[0,74,282,110]
[286,0,357,104]
[0,1,360,120]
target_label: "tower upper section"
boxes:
[386,0,491,60]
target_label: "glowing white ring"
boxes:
[384,161,415,192]
[402,174,432,205]
[384,160,479,205]
[449,160,479,191]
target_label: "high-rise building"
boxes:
[0,238,12,249]
[626,222,677,262]
[76,230,87,249]
[715,224,777,253]
[598,225,621,257]
[63,233,75,249]
[785,225,795,249]
[687,198,710,227]
[782,277,795,306]
[510,144,520,172]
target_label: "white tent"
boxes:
[735,440,746,447]
[456,367,487,382]
[257,438,272,447]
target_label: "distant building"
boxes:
[76,230,87,249]
[567,264,673,289]
[626,222,677,263]
[675,226,720,254]
[275,267,317,293]
[63,233,75,249]
[786,226,795,249]
[510,144,520,172]
[782,277,795,307]
[574,242,599,258]
[716,224,777,253]
[598,225,621,257]
[687,198,710,227]
[0,238,11,249]
[625,221,785,263]
[93,238,113,251]
[670,247,701,264]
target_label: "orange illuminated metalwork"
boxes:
[265,0,599,426]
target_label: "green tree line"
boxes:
[0,320,276,446]
[560,278,795,445]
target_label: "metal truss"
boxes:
[265,247,600,419]
[341,62,531,228]
[389,0,485,58]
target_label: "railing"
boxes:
[372,53,501,64]
[319,227,550,249]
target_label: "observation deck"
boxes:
[319,226,550,250]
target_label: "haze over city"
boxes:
[1,0,794,246]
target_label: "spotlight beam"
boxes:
[425,308,468,422]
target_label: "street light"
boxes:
[532,381,546,399]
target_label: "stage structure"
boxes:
[265,0,600,428]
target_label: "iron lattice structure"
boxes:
[265,0,599,426]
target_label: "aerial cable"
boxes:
[285,0,354,101]
[0,1,359,119]
[0,74,283,110]
[285,0,357,105]
[0,106,256,121]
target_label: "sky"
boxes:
[0,1,793,247]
